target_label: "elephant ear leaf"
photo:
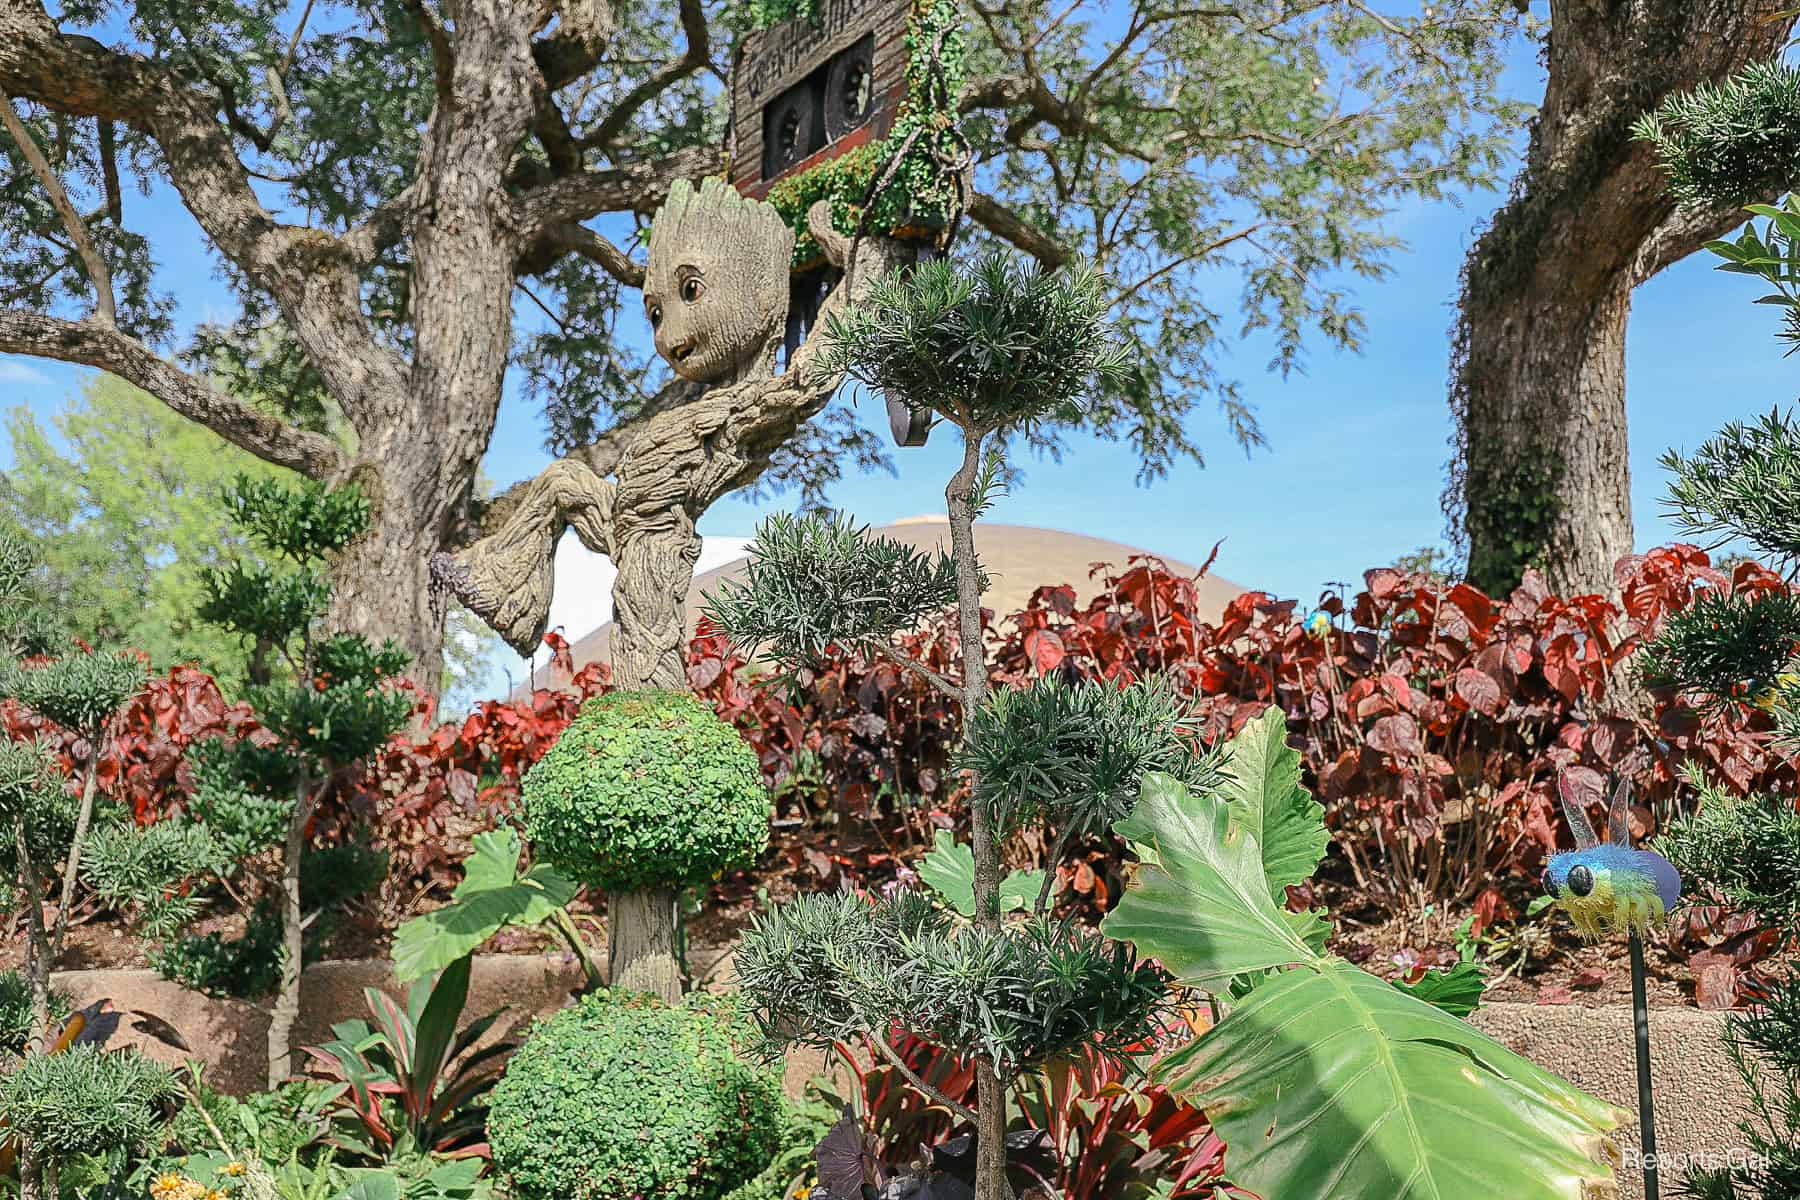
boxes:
[1218,705,1329,899]
[1105,768,1318,986]
[392,828,578,982]
[1155,960,1623,1200]
[1105,709,1625,1200]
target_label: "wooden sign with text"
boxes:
[730,0,911,198]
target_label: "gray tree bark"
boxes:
[0,0,709,698]
[1452,0,1795,599]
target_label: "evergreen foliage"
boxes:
[0,970,70,1055]
[821,251,1128,434]
[178,475,414,1065]
[961,672,1222,840]
[1633,62,1800,210]
[1640,79,1800,1200]
[0,1045,177,1162]
[737,889,1167,1075]
[703,512,965,665]
[716,251,1169,1191]
[521,689,768,893]
[488,991,783,1200]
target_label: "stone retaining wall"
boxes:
[55,956,1752,1200]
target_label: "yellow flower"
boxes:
[221,1163,247,1178]
[151,1173,188,1199]
[206,1189,229,1200]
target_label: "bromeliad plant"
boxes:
[1103,706,1628,1200]
[304,954,512,1161]
[716,251,1205,1197]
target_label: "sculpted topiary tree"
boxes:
[0,531,148,1042]
[521,688,768,1000]
[191,477,415,1080]
[717,251,1204,1200]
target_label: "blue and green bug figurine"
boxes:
[1541,773,1682,940]
[1542,771,1682,1200]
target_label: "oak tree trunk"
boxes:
[327,479,452,700]
[1452,0,1793,598]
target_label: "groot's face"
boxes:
[644,178,794,386]
[643,259,742,384]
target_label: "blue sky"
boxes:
[0,20,1789,693]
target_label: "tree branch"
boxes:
[969,192,1068,270]
[0,96,115,326]
[872,639,960,700]
[581,0,709,152]
[1632,198,1760,286]
[518,221,646,286]
[0,309,343,477]
[514,142,720,235]
[870,1032,979,1124]
[0,3,409,423]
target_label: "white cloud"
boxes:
[0,358,51,386]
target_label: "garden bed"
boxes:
[43,954,1747,1200]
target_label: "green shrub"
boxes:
[521,690,768,893]
[150,900,284,998]
[0,1044,177,1160]
[0,969,71,1053]
[488,990,783,1200]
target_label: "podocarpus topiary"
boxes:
[1632,75,1800,1200]
[521,688,768,996]
[186,475,416,1081]
[712,251,1181,1198]
[487,990,783,1200]
[0,1045,177,1164]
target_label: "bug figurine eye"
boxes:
[647,303,662,328]
[1567,864,1594,897]
[681,275,704,303]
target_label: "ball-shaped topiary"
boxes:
[488,990,783,1200]
[521,688,768,893]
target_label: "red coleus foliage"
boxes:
[51,544,1789,923]
[988,546,1791,909]
[823,1028,1227,1198]
[2,661,261,819]
[355,659,614,885]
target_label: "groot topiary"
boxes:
[522,688,768,997]
[487,990,782,1200]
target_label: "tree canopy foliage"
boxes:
[1,0,1528,483]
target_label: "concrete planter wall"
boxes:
[56,956,1750,1200]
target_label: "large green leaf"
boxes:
[915,829,1048,916]
[1105,771,1317,985]
[392,830,578,982]
[1217,705,1329,898]
[1104,708,1624,1200]
[1156,960,1622,1200]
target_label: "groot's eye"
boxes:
[1567,865,1594,897]
[647,303,662,328]
[681,275,704,303]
